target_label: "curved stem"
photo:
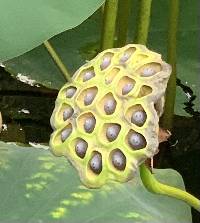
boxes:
[44,40,71,82]
[116,0,132,47]
[134,0,152,44]
[101,0,118,50]
[161,0,179,130]
[140,163,200,212]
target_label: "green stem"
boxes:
[116,0,131,47]
[161,0,179,130]
[43,40,71,82]
[101,0,118,50]
[140,163,200,212]
[134,0,152,44]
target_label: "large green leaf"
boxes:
[3,0,199,116]
[0,0,104,61]
[3,12,101,89]
[0,141,192,222]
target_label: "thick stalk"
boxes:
[140,164,200,212]
[43,40,71,82]
[101,0,118,50]
[116,0,131,47]
[161,0,179,130]
[134,0,152,44]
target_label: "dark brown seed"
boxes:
[104,98,116,115]
[84,92,95,105]
[131,110,147,126]
[106,124,120,142]
[84,117,96,133]
[120,53,130,63]
[112,150,126,170]
[75,139,88,158]
[61,128,72,142]
[83,71,95,82]
[100,56,111,70]
[128,132,146,149]
[66,87,76,98]
[122,83,134,95]
[89,153,102,174]
[142,67,155,77]
[63,107,74,121]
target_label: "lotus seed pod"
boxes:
[89,153,102,174]
[112,150,126,170]
[131,110,147,126]
[50,44,171,188]
[84,117,96,133]
[75,139,88,158]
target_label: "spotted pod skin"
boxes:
[50,44,171,188]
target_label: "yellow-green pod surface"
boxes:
[50,44,171,188]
